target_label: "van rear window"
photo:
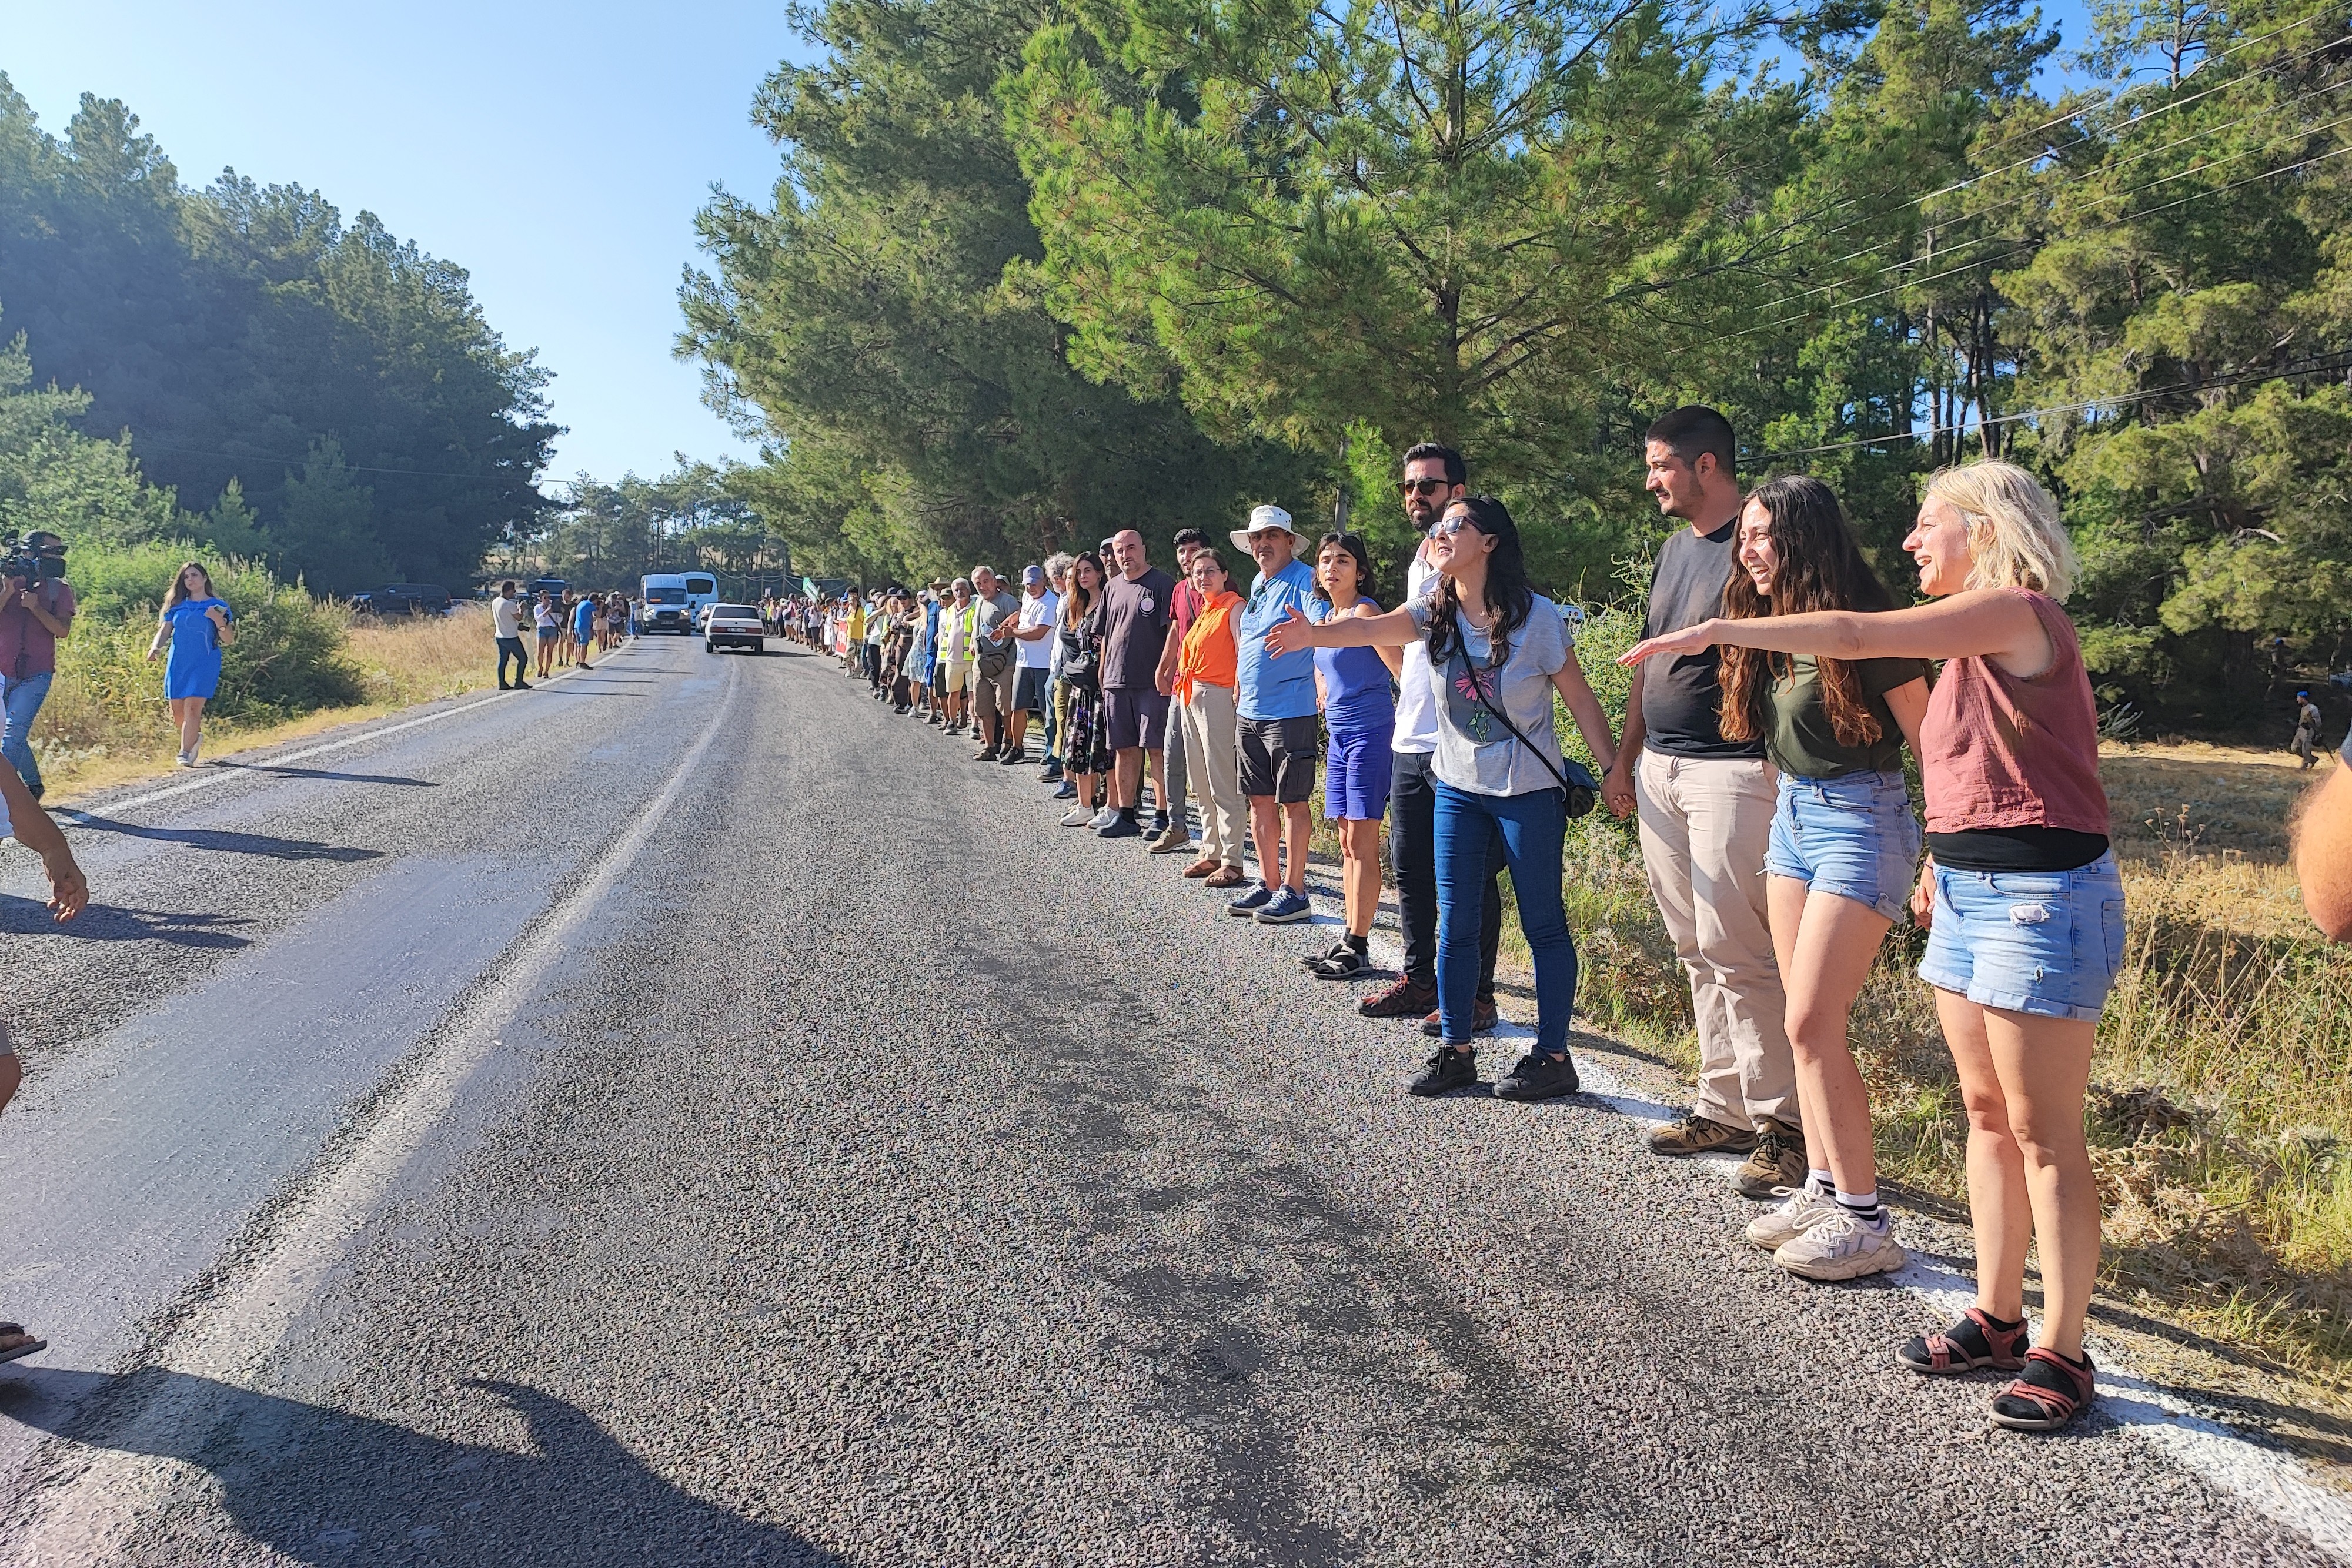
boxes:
[685,578,716,594]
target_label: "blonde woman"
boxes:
[145,562,236,768]
[1623,459,2121,1433]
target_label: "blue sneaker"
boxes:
[1254,889,1312,924]
[1226,884,1275,917]
[1052,780,1077,800]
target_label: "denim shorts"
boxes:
[1762,770,1920,922]
[1917,852,2127,1022]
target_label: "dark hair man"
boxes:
[1148,527,1215,852]
[489,580,532,691]
[1606,407,1802,1198]
[1,532,76,798]
[1356,444,1506,1035]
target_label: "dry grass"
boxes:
[36,605,506,803]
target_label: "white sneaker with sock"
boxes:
[1745,1177,1838,1252]
[1773,1206,1907,1281]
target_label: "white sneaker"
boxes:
[1060,806,1095,827]
[1773,1207,1907,1281]
[1745,1179,1838,1252]
[1087,806,1118,830]
[174,751,195,768]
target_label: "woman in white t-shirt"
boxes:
[1266,496,1617,1102]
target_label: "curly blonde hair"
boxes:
[1923,460,2077,603]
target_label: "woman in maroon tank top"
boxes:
[1622,459,2119,1435]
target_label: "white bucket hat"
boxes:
[1229,503,1310,554]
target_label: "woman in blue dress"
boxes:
[145,561,235,768]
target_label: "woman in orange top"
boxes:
[1173,549,1249,885]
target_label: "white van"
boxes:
[640,574,693,634]
[682,573,720,627]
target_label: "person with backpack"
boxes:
[1265,495,1617,1101]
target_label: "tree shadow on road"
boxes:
[0,898,253,949]
[62,815,385,863]
[209,763,438,788]
[0,1367,847,1566]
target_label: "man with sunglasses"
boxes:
[1358,444,1506,1034]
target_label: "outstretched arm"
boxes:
[1262,602,1417,656]
[1621,589,2050,675]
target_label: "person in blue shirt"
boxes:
[1226,505,1326,925]
[144,561,236,768]
[571,592,597,669]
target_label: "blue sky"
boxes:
[4,1,816,485]
[6,2,2108,491]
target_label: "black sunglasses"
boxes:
[1398,477,1451,497]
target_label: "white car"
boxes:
[704,603,766,654]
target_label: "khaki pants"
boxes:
[1635,749,1798,1132]
[1181,683,1248,866]
[974,659,1015,723]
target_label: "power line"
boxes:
[1762,347,2352,460]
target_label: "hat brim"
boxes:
[1229,524,1312,553]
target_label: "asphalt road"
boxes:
[0,631,2334,1565]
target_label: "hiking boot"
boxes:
[1359,975,1437,1019]
[1492,1049,1581,1102]
[1648,1113,1756,1158]
[1746,1178,1838,1251]
[1734,1117,1807,1199]
[1204,864,1247,888]
[1419,998,1498,1037]
[1149,824,1193,854]
[1408,1046,1478,1097]
[1774,1208,1907,1282]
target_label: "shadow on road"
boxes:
[0,1368,847,1566]
[0,898,253,948]
[63,816,384,864]
[210,763,438,788]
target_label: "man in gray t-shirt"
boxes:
[1604,407,1799,1198]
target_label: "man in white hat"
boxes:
[1225,504,1325,924]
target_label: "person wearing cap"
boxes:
[1093,530,1179,838]
[2293,689,2323,769]
[1227,504,1327,924]
[1003,563,1060,764]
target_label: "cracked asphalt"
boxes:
[0,631,2328,1564]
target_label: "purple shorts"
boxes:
[1101,686,1171,752]
[1324,724,1394,820]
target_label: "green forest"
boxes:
[683,0,2352,730]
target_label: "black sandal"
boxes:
[1896,1308,2030,1375]
[1309,947,1365,979]
[1990,1347,2097,1432]
[0,1322,47,1366]
[1299,936,1353,969]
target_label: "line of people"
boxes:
[787,408,2125,1434]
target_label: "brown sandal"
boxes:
[1990,1347,2097,1432]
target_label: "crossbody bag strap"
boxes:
[1459,650,1575,795]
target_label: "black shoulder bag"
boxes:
[1458,650,1599,818]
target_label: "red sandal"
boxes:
[1990,1347,2098,1432]
[1895,1308,2030,1375]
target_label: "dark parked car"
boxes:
[358,583,453,616]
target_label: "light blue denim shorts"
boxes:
[1762,770,1922,922]
[1917,852,2127,1022]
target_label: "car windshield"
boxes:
[716,605,760,619]
[645,587,686,604]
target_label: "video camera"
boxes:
[2,531,67,586]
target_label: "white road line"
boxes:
[53,638,642,824]
[8,646,723,1567]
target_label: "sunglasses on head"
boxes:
[1398,477,1451,497]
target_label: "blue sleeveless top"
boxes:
[1315,601,1396,734]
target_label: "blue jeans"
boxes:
[2,670,52,797]
[496,637,529,686]
[1434,781,1578,1054]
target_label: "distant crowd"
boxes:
[759,407,2168,1437]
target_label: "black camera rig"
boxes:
[1,531,67,585]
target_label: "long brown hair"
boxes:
[1719,476,1895,748]
[162,561,213,612]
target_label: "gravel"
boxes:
[0,637,2327,1564]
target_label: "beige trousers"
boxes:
[1635,748,1799,1132]
[1181,683,1248,867]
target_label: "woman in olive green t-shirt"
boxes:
[1715,476,1930,1286]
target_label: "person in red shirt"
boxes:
[1,532,76,800]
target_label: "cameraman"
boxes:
[1,533,75,800]
[0,745,87,1365]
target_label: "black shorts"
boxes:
[1101,686,1171,752]
[1238,714,1319,803]
[1013,666,1050,714]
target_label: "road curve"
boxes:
[0,632,2329,1564]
